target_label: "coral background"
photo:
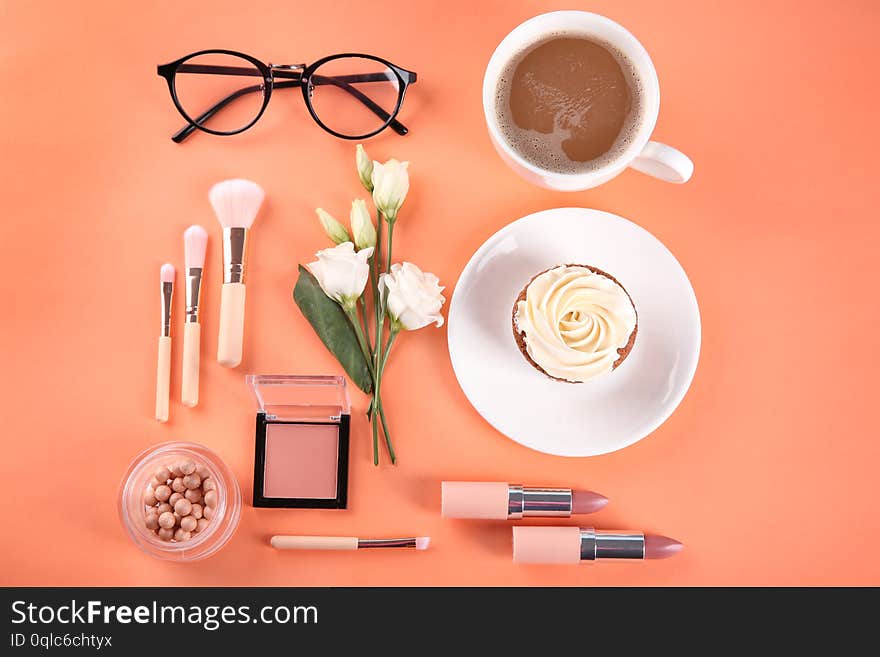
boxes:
[1,0,878,585]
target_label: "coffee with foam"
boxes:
[494,33,646,175]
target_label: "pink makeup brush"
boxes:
[513,526,683,564]
[181,225,208,407]
[209,179,265,368]
[155,263,175,422]
[270,536,431,551]
[442,481,609,519]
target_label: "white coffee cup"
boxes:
[482,11,694,191]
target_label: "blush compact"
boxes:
[247,375,350,509]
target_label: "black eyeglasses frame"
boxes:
[156,49,417,143]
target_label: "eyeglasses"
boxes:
[157,49,417,143]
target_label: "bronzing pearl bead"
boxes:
[174,499,192,517]
[158,512,176,529]
[154,485,172,502]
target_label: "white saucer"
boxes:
[447,208,701,457]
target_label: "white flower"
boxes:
[308,242,374,307]
[315,208,350,245]
[371,159,409,221]
[356,144,373,192]
[350,199,376,250]
[380,262,445,330]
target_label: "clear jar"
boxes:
[118,441,241,561]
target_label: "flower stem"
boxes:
[371,406,379,466]
[344,304,374,377]
[358,295,372,359]
[385,218,396,272]
[376,328,398,463]
[374,210,383,279]
[370,210,384,422]
[371,314,385,465]
[380,328,398,373]
[366,212,398,466]
[377,397,395,464]
[371,343,384,466]
[346,302,381,465]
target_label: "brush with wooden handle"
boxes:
[209,179,265,368]
[181,225,208,407]
[155,263,175,422]
[270,536,431,551]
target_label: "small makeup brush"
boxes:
[209,179,265,368]
[181,225,208,407]
[155,263,175,422]
[270,536,432,551]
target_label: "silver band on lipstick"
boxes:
[160,281,173,337]
[222,226,248,284]
[579,529,645,560]
[185,267,203,323]
[357,538,418,549]
[507,485,573,518]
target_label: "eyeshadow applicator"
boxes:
[271,536,431,551]
[442,481,608,519]
[181,225,208,407]
[209,179,265,368]
[513,526,682,564]
[155,263,175,422]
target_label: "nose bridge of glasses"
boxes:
[269,63,306,78]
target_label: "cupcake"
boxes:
[512,265,637,383]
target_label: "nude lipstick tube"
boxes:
[512,526,683,564]
[441,481,608,519]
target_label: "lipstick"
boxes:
[513,526,683,564]
[441,481,608,519]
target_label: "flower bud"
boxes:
[356,144,374,192]
[371,159,409,221]
[316,208,351,245]
[350,199,376,250]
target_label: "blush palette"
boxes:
[248,375,350,509]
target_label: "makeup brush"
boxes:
[270,536,431,551]
[209,179,265,368]
[155,263,175,422]
[181,225,208,407]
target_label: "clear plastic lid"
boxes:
[246,374,350,421]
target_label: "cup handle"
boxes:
[629,141,694,184]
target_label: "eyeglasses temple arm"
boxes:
[171,80,300,143]
[174,64,264,77]
[310,74,408,136]
[171,82,266,142]
[169,68,411,141]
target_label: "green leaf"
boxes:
[293,265,373,394]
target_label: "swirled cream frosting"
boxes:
[514,265,637,382]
